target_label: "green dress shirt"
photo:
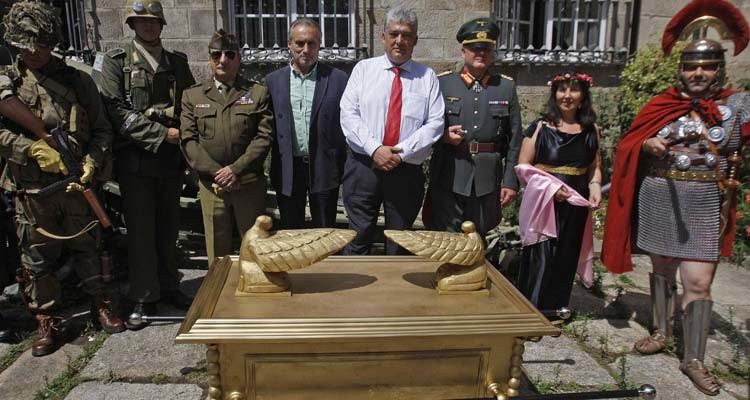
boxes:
[289,64,317,156]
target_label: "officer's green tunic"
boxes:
[428,70,522,236]
[180,78,273,265]
[94,42,195,303]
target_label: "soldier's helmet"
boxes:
[2,1,63,51]
[125,0,167,26]
[662,0,750,91]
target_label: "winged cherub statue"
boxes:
[384,221,488,293]
[236,216,356,295]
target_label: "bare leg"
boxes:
[677,260,716,309]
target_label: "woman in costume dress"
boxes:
[515,72,602,310]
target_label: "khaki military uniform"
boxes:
[93,42,194,303]
[0,56,114,313]
[180,78,273,264]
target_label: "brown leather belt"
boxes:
[648,167,726,182]
[455,141,501,154]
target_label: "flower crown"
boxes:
[547,72,594,87]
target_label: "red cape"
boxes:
[601,87,736,273]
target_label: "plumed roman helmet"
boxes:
[662,0,750,92]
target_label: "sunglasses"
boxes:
[210,50,237,61]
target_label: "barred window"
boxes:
[228,0,361,62]
[56,0,91,62]
[493,0,638,65]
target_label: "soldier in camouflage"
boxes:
[0,0,124,356]
[93,0,196,328]
[427,18,522,237]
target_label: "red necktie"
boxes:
[383,67,402,146]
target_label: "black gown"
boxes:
[517,120,598,310]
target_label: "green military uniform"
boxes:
[180,64,273,265]
[0,52,114,313]
[428,18,522,237]
[94,39,195,304]
[0,0,123,356]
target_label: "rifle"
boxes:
[0,97,112,230]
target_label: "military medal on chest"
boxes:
[471,81,483,93]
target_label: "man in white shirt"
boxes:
[340,5,445,255]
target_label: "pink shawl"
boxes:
[515,163,594,287]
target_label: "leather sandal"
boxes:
[681,359,721,396]
[633,331,667,355]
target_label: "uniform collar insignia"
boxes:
[459,67,490,89]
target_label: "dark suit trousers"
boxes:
[430,187,499,237]
[342,151,425,255]
[119,172,182,303]
[277,156,339,229]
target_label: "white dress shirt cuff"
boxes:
[363,140,381,158]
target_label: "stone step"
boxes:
[0,343,83,400]
[80,323,204,381]
[522,334,616,388]
[64,382,203,400]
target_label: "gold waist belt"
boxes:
[648,168,726,182]
[535,163,587,176]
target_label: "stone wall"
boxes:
[83,0,750,86]
[84,0,225,81]
[637,0,750,85]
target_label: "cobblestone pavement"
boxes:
[0,255,747,400]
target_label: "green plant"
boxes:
[617,274,636,287]
[614,356,638,390]
[0,335,34,373]
[34,331,109,400]
[618,43,683,131]
[597,332,611,358]
[150,373,169,384]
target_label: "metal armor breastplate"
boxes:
[649,95,745,175]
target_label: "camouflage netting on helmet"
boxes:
[2,1,62,50]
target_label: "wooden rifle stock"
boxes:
[82,188,112,229]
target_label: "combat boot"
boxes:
[92,296,125,334]
[680,299,721,396]
[32,314,59,357]
[634,273,675,355]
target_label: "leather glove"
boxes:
[27,139,68,175]
[80,155,95,184]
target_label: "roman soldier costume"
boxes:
[602,0,750,396]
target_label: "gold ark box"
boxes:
[176,256,558,400]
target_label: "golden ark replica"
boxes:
[176,217,655,400]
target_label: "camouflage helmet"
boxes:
[2,1,63,51]
[125,0,167,25]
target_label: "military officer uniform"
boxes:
[0,1,124,356]
[180,31,273,265]
[93,0,195,317]
[428,19,522,237]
